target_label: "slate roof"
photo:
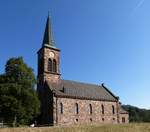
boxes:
[47,79,118,101]
[42,15,55,47]
[119,106,128,114]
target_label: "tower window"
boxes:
[48,58,52,72]
[112,105,115,114]
[53,59,57,72]
[89,104,92,114]
[75,103,79,114]
[101,104,104,114]
[60,103,63,114]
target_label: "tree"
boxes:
[0,57,40,125]
[122,105,150,122]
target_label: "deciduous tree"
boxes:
[0,57,39,125]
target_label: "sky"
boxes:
[0,0,150,109]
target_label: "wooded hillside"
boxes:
[122,105,150,122]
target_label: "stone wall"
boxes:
[119,113,129,124]
[53,97,119,126]
[38,83,54,125]
[43,47,60,83]
[38,47,61,84]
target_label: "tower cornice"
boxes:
[37,45,60,54]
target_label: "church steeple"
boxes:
[38,15,60,84]
[42,14,55,47]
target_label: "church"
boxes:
[37,15,129,126]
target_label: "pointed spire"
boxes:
[42,13,55,47]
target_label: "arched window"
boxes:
[75,103,79,114]
[112,105,115,114]
[60,103,63,114]
[53,59,57,72]
[48,58,52,72]
[89,104,92,114]
[101,104,104,114]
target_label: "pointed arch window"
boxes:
[60,103,63,114]
[75,103,79,114]
[48,58,52,72]
[101,104,104,114]
[112,105,115,114]
[53,59,57,73]
[89,104,92,114]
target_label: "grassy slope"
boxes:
[0,123,150,132]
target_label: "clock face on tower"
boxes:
[49,51,55,58]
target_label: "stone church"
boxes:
[37,15,129,126]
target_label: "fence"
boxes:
[0,122,15,128]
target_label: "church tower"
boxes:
[37,15,61,85]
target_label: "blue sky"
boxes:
[0,0,150,109]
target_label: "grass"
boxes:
[0,123,150,132]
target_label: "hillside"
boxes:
[122,105,150,122]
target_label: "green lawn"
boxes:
[0,123,150,132]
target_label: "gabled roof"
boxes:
[46,79,118,102]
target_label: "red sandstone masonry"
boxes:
[44,47,60,83]
[53,97,128,126]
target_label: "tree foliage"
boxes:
[122,105,150,122]
[0,57,39,125]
